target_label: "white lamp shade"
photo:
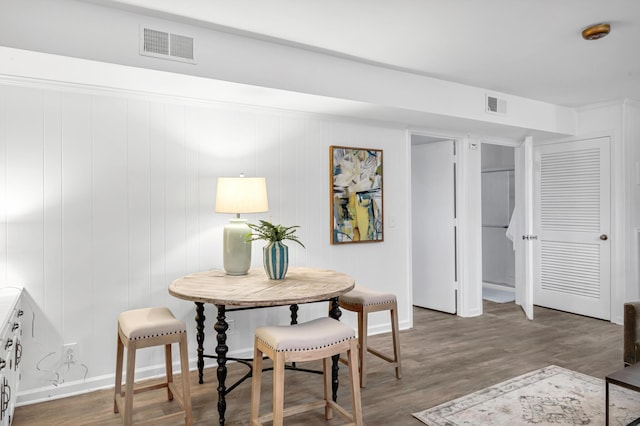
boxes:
[215,177,269,214]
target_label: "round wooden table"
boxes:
[169,267,355,425]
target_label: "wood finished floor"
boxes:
[13,301,623,425]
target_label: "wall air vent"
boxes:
[140,27,195,64]
[486,94,507,115]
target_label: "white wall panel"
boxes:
[291,117,309,267]
[1,82,410,404]
[184,106,202,284]
[249,114,279,268]
[60,93,94,379]
[204,107,231,283]
[279,117,303,232]
[195,108,217,272]
[42,91,64,342]
[127,100,151,309]
[92,96,129,375]
[6,87,44,295]
[148,102,167,311]
[302,118,324,266]
[163,103,187,318]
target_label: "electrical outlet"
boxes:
[62,342,79,363]
[227,320,235,335]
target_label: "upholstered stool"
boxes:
[250,317,363,425]
[339,285,402,387]
[114,307,192,426]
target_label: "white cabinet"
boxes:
[0,289,22,426]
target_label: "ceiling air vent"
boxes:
[140,27,195,64]
[486,95,507,115]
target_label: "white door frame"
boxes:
[455,137,483,317]
[409,131,481,317]
[477,138,531,318]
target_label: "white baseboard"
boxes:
[18,321,412,406]
[16,349,247,406]
[483,282,515,293]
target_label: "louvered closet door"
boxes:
[533,137,610,320]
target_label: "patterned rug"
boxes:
[413,365,640,425]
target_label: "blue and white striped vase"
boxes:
[263,241,289,280]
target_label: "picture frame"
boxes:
[330,146,383,244]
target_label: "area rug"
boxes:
[413,365,640,425]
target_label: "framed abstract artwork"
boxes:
[330,146,383,244]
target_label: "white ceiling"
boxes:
[100,0,640,108]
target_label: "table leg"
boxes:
[605,380,609,426]
[195,302,206,385]
[214,304,229,426]
[329,297,342,321]
[290,304,299,367]
[290,304,299,325]
[329,297,341,402]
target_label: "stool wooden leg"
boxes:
[323,357,333,420]
[165,343,174,401]
[272,352,286,426]
[359,308,368,388]
[250,343,264,425]
[114,333,124,413]
[347,339,364,425]
[391,304,402,379]
[124,342,137,426]
[179,334,193,426]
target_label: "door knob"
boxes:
[600,234,608,241]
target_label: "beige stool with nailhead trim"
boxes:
[114,307,192,426]
[339,285,402,387]
[250,317,363,426]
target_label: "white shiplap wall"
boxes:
[0,82,410,403]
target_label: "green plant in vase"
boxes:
[246,220,305,280]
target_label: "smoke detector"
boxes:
[581,23,610,41]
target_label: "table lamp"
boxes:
[215,175,269,275]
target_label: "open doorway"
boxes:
[481,143,516,304]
